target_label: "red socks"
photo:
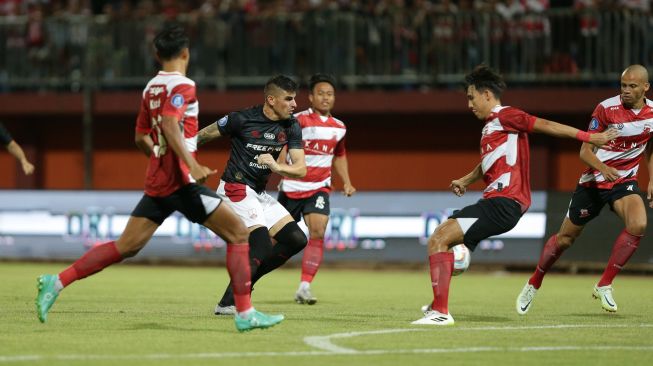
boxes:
[300,239,324,283]
[59,241,123,287]
[598,230,641,287]
[226,244,252,312]
[429,252,454,314]
[529,235,564,289]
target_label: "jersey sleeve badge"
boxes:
[589,118,600,131]
[171,94,185,108]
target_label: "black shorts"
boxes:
[277,191,330,222]
[131,184,223,225]
[449,197,523,251]
[567,181,641,226]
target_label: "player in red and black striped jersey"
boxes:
[198,75,310,315]
[517,65,653,315]
[0,122,34,175]
[412,65,618,326]
[35,26,283,331]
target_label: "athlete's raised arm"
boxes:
[532,118,619,147]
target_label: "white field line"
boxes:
[303,323,653,353]
[1,324,652,362]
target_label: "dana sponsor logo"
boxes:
[264,132,275,140]
[304,140,335,155]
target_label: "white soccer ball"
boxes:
[451,244,471,276]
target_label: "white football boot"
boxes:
[214,304,236,316]
[295,284,317,305]
[411,309,454,325]
[516,282,538,315]
[593,285,617,312]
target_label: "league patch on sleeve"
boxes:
[589,118,599,131]
[171,94,185,108]
[217,115,228,127]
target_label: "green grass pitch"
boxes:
[1,262,652,366]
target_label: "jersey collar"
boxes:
[158,71,183,75]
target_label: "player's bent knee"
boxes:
[427,220,461,253]
[308,228,326,240]
[626,221,647,236]
[115,240,146,258]
[427,234,450,253]
[274,222,308,253]
[229,230,249,245]
[556,234,576,249]
[219,224,249,244]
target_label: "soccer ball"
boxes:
[451,244,471,276]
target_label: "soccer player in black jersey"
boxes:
[0,122,35,175]
[198,75,309,315]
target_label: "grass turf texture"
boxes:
[1,262,652,365]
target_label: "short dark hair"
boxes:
[309,73,336,92]
[264,75,298,96]
[154,25,189,61]
[463,65,507,99]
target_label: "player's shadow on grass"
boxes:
[455,314,511,323]
[562,313,626,319]
[125,322,219,332]
[261,300,299,305]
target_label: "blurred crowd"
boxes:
[0,0,651,90]
[0,0,650,18]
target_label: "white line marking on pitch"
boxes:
[1,324,651,362]
[303,323,653,353]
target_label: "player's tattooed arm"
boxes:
[197,123,222,146]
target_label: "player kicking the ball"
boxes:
[411,65,618,326]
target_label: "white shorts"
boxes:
[216,180,291,229]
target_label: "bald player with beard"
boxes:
[517,64,653,315]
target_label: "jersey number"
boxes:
[151,115,168,157]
